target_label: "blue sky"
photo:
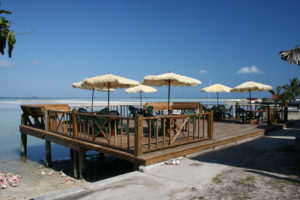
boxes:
[0,0,300,99]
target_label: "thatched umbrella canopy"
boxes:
[201,83,232,105]
[231,81,272,108]
[280,46,300,65]
[142,72,201,112]
[125,85,157,107]
[72,81,115,111]
[83,73,139,110]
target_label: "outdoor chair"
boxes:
[236,108,248,124]
[144,106,154,117]
[201,105,208,113]
[256,106,265,123]
[128,105,137,117]
[223,106,233,120]
[78,107,88,113]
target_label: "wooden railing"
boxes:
[134,112,214,155]
[47,110,136,153]
[41,110,214,156]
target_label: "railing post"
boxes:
[208,111,214,139]
[134,114,143,156]
[267,105,272,126]
[284,105,288,123]
[72,109,78,138]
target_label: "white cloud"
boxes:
[198,69,208,74]
[31,60,40,65]
[237,65,262,74]
[0,60,12,67]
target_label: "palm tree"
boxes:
[280,46,300,66]
[282,78,300,102]
[269,86,283,104]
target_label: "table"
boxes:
[244,110,264,124]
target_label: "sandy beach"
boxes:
[0,155,134,200]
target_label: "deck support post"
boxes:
[70,149,74,160]
[45,140,52,167]
[72,150,79,179]
[44,110,52,167]
[78,150,86,179]
[72,149,86,179]
[20,133,27,160]
[99,152,105,160]
[134,114,143,157]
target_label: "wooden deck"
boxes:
[20,120,276,165]
[19,104,286,179]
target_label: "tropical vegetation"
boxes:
[269,78,300,105]
[0,9,16,57]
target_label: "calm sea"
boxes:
[0,97,230,162]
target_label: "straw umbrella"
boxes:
[201,84,232,106]
[125,85,157,107]
[83,73,139,110]
[280,46,300,66]
[72,81,115,112]
[142,72,201,112]
[231,81,272,109]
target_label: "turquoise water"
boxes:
[0,97,226,162]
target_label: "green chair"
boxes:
[128,105,137,117]
[236,108,248,124]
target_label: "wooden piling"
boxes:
[44,110,52,167]
[45,140,52,167]
[79,150,86,179]
[99,152,105,160]
[72,150,79,179]
[20,133,27,160]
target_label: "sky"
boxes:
[0,0,300,99]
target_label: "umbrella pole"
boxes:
[217,92,219,106]
[108,84,110,111]
[249,89,252,110]
[140,91,142,108]
[168,80,171,114]
[91,88,95,112]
